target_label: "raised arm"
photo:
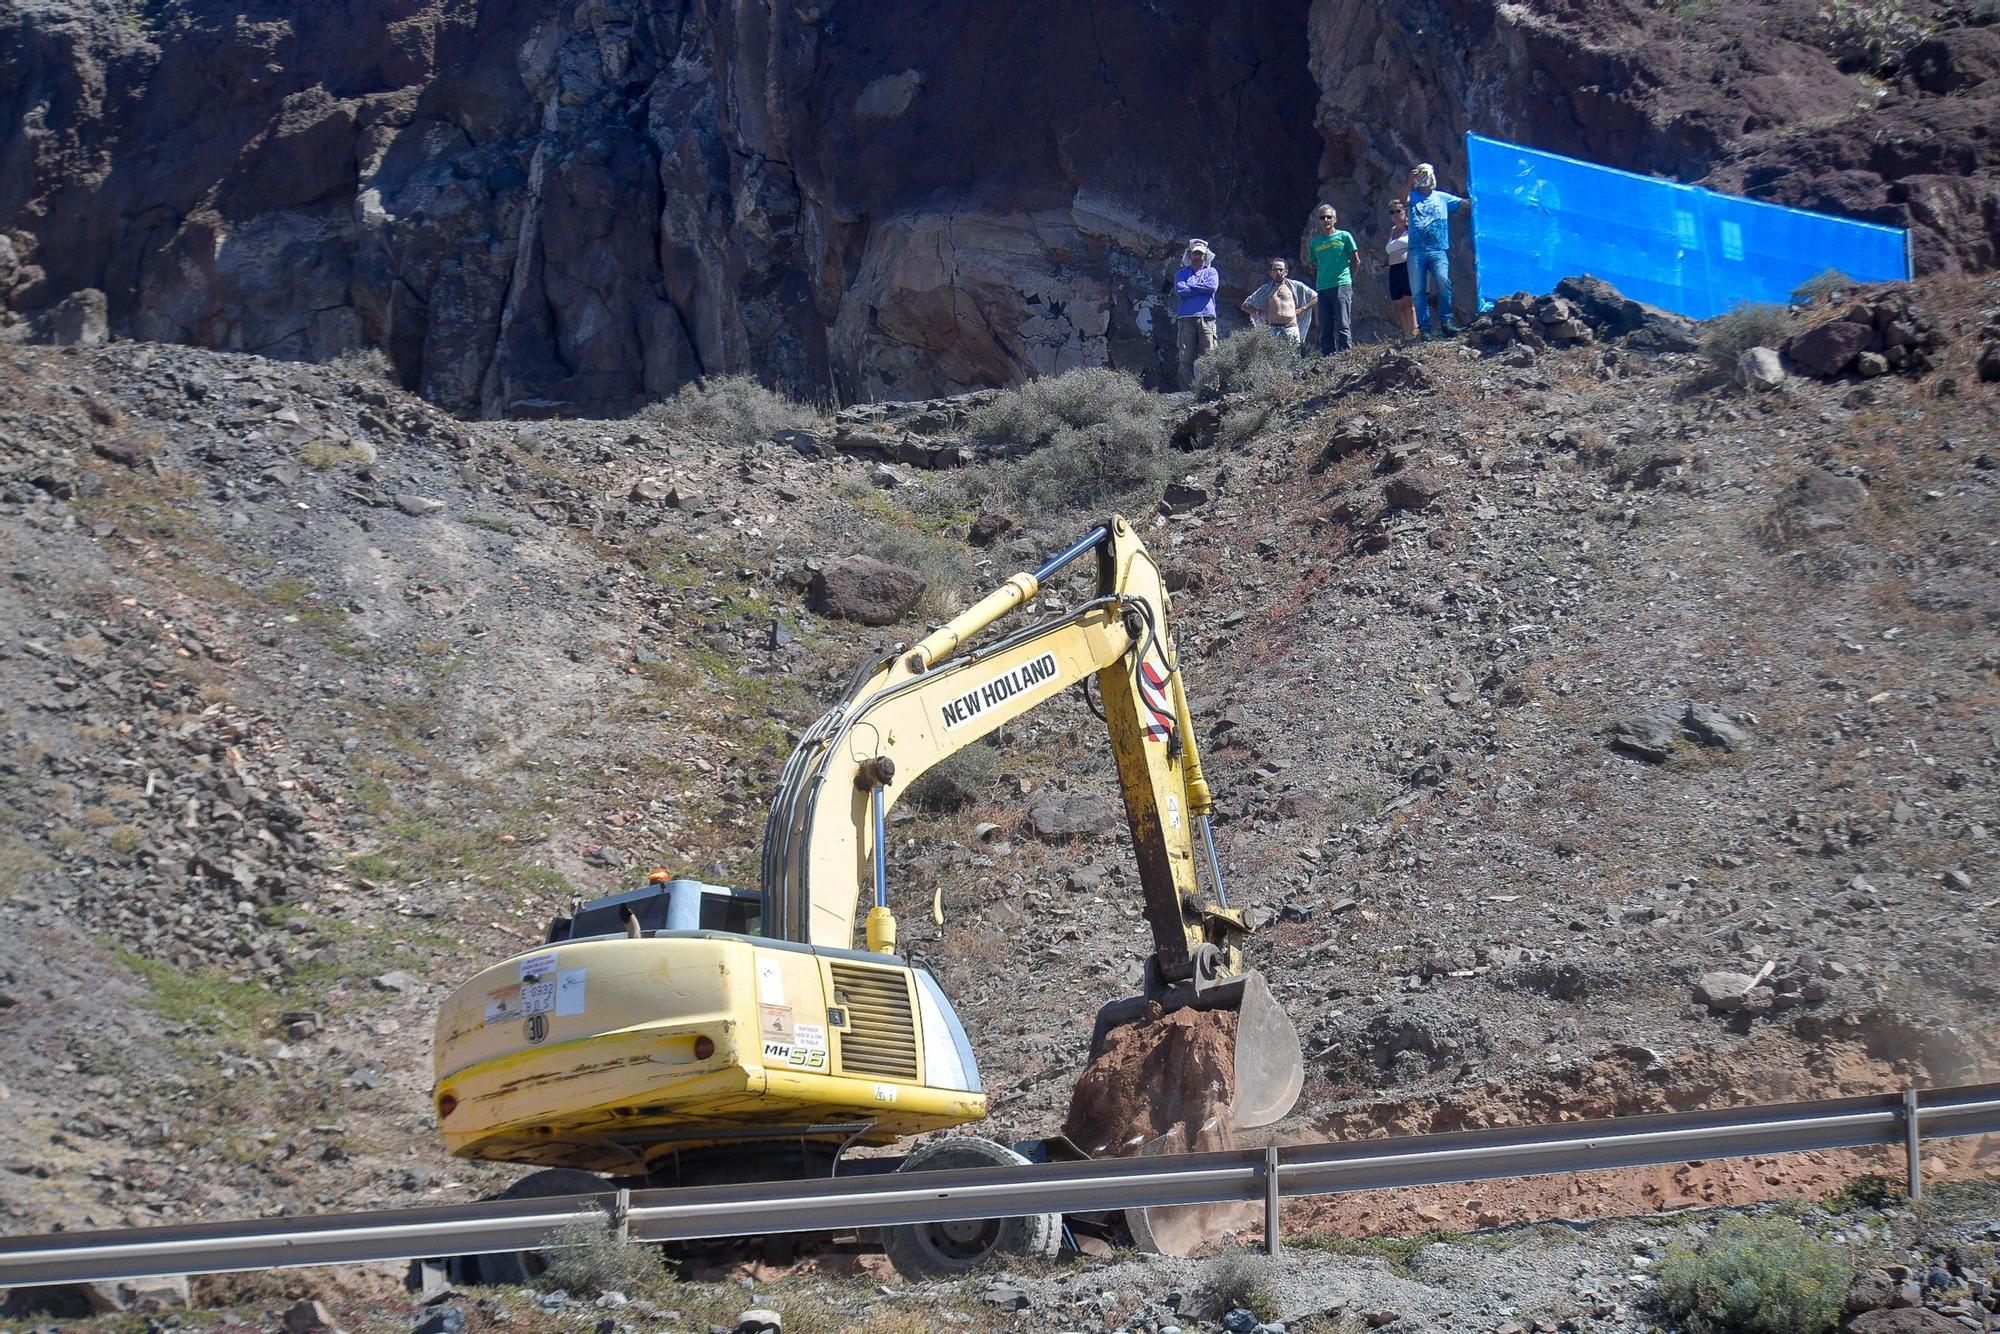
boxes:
[760,517,1237,992]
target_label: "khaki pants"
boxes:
[1176,316,1216,389]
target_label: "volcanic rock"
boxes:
[1785,319,1873,377]
[1608,714,1676,762]
[1735,346,1784,391]
[809,555,926,626]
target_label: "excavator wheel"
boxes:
[459,1167,618,1286]
[881,1137,1061,1277]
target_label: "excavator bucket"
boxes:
[1073,971,1302,1256]
[1084,969,1305,1133]
[1123,1112,1257,1257]
[1217,971,1306,1129]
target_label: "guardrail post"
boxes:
[1262,1147,1281,1257]
[615,1188,632,1243]
[1903,1089,1922,1201]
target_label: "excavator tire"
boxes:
[882,1137,1061,1277]
[461,1167,617,1286]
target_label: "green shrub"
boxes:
[1193,331,1300,401]
[1655,1216,1850,1334]
[867,524,977,619]
[646,375,823,448]
[904,744,999,812]
[533,1215,673,1299]
[1817,0,1933,73]
[1203,1250,1280,1322]
[1699,302,1794,373]
[965,367,1167,512]
[1823,1173,1897,1213]
[1790,270,1856,306]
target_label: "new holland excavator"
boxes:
[429,515,1303,1274]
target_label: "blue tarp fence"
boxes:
[1464,133,1911,320]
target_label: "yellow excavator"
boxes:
[430,515,1303,1273]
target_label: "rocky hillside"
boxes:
[4,0,1996,412]
[1,272,1995,1247]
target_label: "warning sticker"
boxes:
[1137,662,1175,743]
[483,982,521,1027]
[759,1003,794,1041]
[555,968,586,1016]
[792,1022,827,1052]
[938,651,1060,732]
[519,952,558,981]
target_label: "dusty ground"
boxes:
[0,277,1996,1280]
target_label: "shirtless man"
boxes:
[1240,258,1317,349]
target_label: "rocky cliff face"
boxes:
[2,0,1994,413]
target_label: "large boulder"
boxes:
[1784,317,1874,377]
[1906,27,2000,96]
[809,555,926,626]
[1735,346,1784,390]
[1553,276,1699,351]
[1028,793,1117,841]
[29,287,107,346]
[1608,713,1677,762]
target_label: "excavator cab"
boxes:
[543,877,763,943]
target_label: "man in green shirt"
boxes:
[1302,203,1361,353]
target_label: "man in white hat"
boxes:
[1172,238,1219,389]
[1406,163,1468,338]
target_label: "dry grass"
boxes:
[644,375,824,448]
[963,367,1168,514]
[1699,302,1795,373]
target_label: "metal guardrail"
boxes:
[5,1082,1996,1287]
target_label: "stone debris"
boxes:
[1783,291,1951,379]
[1735,346,1785,391]
[1607,714,1677,762]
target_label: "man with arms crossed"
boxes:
[1241,258,1317,349]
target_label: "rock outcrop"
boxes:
[2,0,1994,413]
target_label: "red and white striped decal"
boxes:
[1138,662,1175,743]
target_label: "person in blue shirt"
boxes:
[1172,238,1219,389]
[1405,163,1468,338]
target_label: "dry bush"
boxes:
[326,346,395,386]
[647,374,823,447]
[1193,330,1301,401]
[1203,1250,1280,1322]
[964,367,1167,513]
[905,744,999,812]
[1817,0,1933,72]
[533,1215,674,1299]
[1790,269,1857,306]
[866,523,978,619]
[1655,1216,1849,1334]
[1699,302,1795,372]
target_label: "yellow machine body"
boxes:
[433,514,1300,1177]
[434,934,984,1172]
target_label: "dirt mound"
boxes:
[1062,1003,1239,1156]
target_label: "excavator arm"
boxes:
[761,515,1235,971]
[760,516,1302,1127]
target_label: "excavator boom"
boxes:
[759,514,1302,1126]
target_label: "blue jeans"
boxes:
[1409,249,1452,332]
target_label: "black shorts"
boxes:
[1388,262,1411,301]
